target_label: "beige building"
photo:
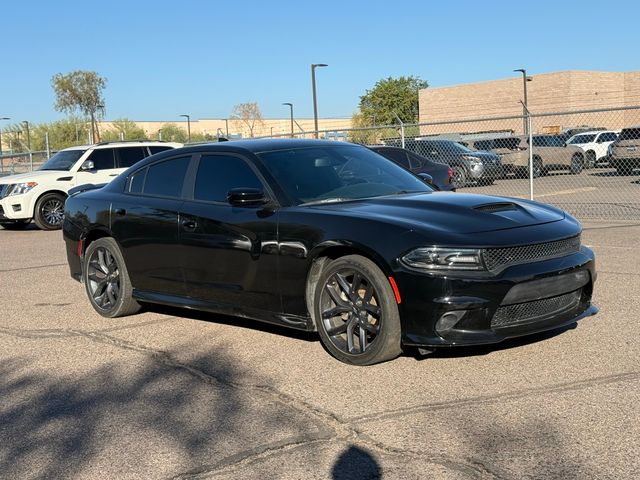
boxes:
[99,117,353,140]
[418,70,640,136]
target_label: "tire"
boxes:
[34,192,66,230]
[532,157,544,178]
[83,237,141,318]
[585,151,596,169]
[451,166,467,189]
[0,219,31,230]
[313,255,402,365]
[570,154,584,175]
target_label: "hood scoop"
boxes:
[473,202,519,214]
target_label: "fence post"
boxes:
[45,132,51,159]
[393,113,405,149]
[520,101,534,200]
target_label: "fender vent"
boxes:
[56,176,73,182]
[474,202,518,213]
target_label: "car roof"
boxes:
[571,130,616,136]
[170,138,359,155]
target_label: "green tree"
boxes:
[51,70,107,143]
[102,118,148,141]
[158,123,188,143]
[29,117,90,151]
[357,76,428,126]
[230,102,264,137]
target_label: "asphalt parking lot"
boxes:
[1,219,640,478]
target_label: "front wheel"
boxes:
[451,167,467,189]
[34,192,66,230]
[314,255,402,365]
[570,154,584,175]
[0,219,31,230]
[83,237,141,318]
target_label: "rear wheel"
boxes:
[314,255,401,365]
[570,154,584,174]
[0,219,31,230]
[585,151,596,169]
[531,157,544,178]
[83,237,141,318]
[34,192,66,230]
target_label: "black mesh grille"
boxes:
[491,290,582,328]
[482,235,581,272]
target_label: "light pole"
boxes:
[0,117,10,161]
[179,114,191,142]
[282,103,294,137]
[311,63,328,138]
[22,120,31,150]
[514,69,532,135]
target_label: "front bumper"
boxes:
[468,162,503,180]
[0,193,33,221]
[396,246,596,347]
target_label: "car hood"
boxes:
[0,170,69,185]
[314,192,565,235]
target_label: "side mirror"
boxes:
[80,160,95,171]
[227,188,267,206]
[418,173,434,185]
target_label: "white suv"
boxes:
[0,141,181,230]
[565,130,619,168]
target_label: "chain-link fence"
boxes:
[0,151,50,176]
[263,106,640,222]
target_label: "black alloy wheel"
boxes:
[34,193,66,230]
[0,219,31,230]
[83,237,140,318]
[315,255,401,365]
[570,153,584,175]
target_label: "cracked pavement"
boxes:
[1,221,639,479]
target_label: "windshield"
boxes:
[257,144,433,205]
[39,149,86,171]
[568,134,596,144]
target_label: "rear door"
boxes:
[179,152,281,315]
[110,154,193,296]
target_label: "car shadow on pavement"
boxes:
[142,303,318,343]
[408,323,577,360]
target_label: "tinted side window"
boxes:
[128,168,146,194]
[117,147,147,168]
[380,149,410,168]
[620,129,640,140]
[87,149,115,170]
[149,146,174,155]
[474,140,492,151]
[407,152,424,169]
[144,156,191,198]
[599,132,617,142]
[195,155,263,203]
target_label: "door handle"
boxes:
[114,208,126,216]
[181,219,197,231]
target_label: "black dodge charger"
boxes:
[63,140,597,365]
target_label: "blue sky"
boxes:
[1,0,638,123]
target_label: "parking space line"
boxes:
[534,187,598,199]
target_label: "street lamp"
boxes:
[179,114,191,142]
[22,121,31,151]
[0,117,10,160]
[311,63,328,138]
[282,103,294,137]
[514,69,533,135]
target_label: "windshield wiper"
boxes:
[300,197,351,206]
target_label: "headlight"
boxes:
[7,182,38,196]
[401,247,485,271]
[462,155,483,167]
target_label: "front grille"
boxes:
[482,235,581,272]
[491,289,582,328]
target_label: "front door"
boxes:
[179,153,281,315]
[74,148,124,186]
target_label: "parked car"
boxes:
[394,139,503,188]
[565,130,619,168]
[0,141,181,230]
[63,139,597,365]
[609,126,640,175]
[368,146,455,191]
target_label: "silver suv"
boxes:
[610,127,640,175]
